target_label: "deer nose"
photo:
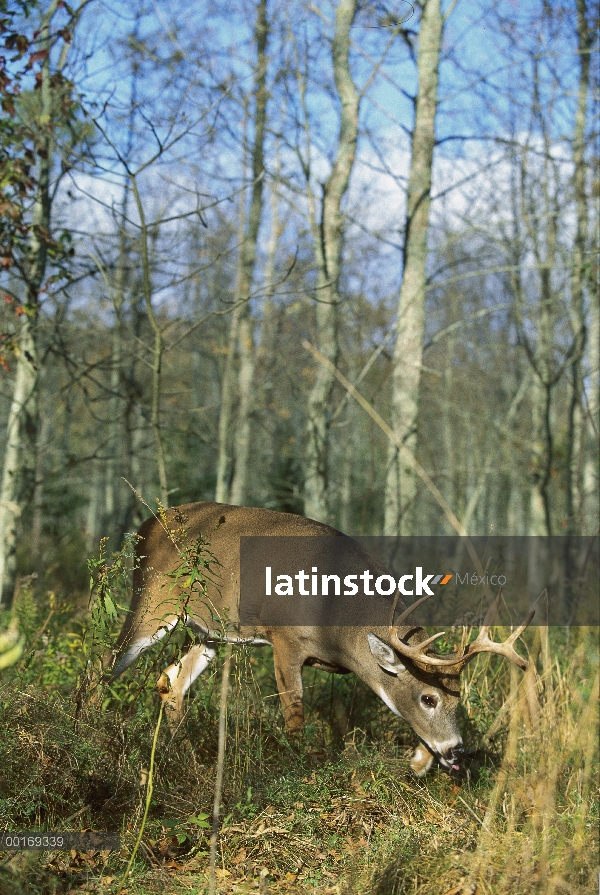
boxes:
[443,743,464,763]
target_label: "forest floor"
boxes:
[0,588,597,895]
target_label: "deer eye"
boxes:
[421,694,438,709]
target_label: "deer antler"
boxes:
[388,590,535,672]
[388,592,432,628]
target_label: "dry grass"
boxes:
[0,618,597,895]
[369,626,599,895]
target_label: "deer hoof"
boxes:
[157,673,170,695]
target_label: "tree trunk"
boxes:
[528,378,552,536]
[229,0,269,507]
[120,402,146,537]
[118,285,146,538]
[0,314,38,604]
[442,315,456,533]
[131,177,169,509]
[512,41,560,538]
[566,0,592,535]
[528,214,558,539]
[338,401,354,533]
[85,459,102,555]
[0,2,57,606]
[303,0,359,523]
[384,0,443,535]
[215,195,246,504]
[104,204,128,538]
[584,283,599,533]
[31,413,51,569]
[229,312,255,505]
[258,174,283,363]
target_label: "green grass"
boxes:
[0,588,597,895]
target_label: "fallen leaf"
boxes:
[441,883,477,895]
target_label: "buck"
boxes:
[106,501,533,775]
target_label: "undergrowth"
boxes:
[0,546,597,895]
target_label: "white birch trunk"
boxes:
[384,0,443,535]
[130,180,168,509]
[303,0,359,523]
[229,0,269,507]
[215,196,246,504]
[0,315,38,603]
[0,2,58,605]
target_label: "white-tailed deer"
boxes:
[106,502,533,775]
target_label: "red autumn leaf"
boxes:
[26,48,48,69]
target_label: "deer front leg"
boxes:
[410,744,434,776]
[157,643,216,730]
[272,646,305,732]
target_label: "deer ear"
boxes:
[367,633,406,674]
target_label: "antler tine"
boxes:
[460,607,536,671]
[385,593,535,672]
[387,591,462,670]
[387,628,471,669]
[387,594,467,669]
[391,594,432,628]
[504,609,536,644]
[388,590,401,630]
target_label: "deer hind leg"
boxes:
[272,648,305,732]
[157,642,217,729]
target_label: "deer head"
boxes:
[366,591,534,774]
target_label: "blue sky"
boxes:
[6,0,591,320]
